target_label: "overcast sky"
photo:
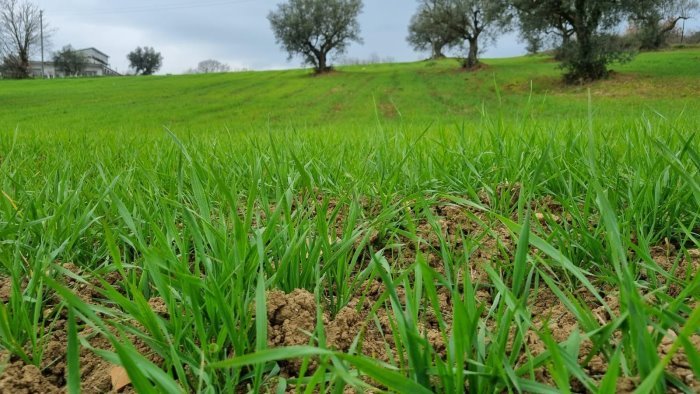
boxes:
[35,1,700,75]
[33,0,528,74]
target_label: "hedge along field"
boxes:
[0,49,699,393]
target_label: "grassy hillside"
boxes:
[1,48,699,133]
[0,49,699,393]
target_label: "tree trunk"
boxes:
[464,38,479,69]
[567,26,607,83]
[431,42,445,60]
[18,49,30,78]
[561,33,570,49]
[641,16,685,50]
[316,51,330,73]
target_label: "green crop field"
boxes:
[1,48,699,393]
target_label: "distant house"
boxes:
[30,48,121,78]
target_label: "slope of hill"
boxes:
[1,48,699,133]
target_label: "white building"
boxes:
[30,48,121,78]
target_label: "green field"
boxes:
[1,48,699,133]
[1,49,699,393]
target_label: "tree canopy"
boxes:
[196,59,231,73]
[127,46,163,76]
[630,0,699,49]
[512,0,641,82]
[406,0,511,69]
[268,0,363,73]
[407,0,457,60]
[0,0,42,79]
[52,45,87,76]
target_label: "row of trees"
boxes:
[269,0,699,82]
[3,0,698,80]
[407,0,698,81]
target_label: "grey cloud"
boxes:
[38,0,644,74]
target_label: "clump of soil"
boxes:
[0,330,118,394]
[647,245,699,296]
[0,360,62,394]
[148,297,169,317]
[0,275,12,302]
[325,304,364,352]
[0,264,164,393]
[384,200,514,285]
[520,286,700,393]
[0,275,28,303]
[267,289,319,348]
[265,284,447,375]
[658,331,700,392]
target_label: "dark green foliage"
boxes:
[630,0,699,50]
[558,33,639,83]
[513,0,640,82]
[407,0,458,60]
[268,0,364,74]
[447,0,512,69]
[126,46,163,76]
[407,0,511,69]
[521,30,544,55]
[52,45,88,76]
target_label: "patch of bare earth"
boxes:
[523,284,699,392]
[646,245,699,297]
[266,283,406,374]
[0,276,12,303]
[0,264,163,393]
[264,195,699,392]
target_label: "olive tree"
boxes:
[53,45,87,76]
[197,59,230,73]
[513,0,640,83]
[448,0,512,69]
[407,0,458,59]
[127,46,162,75]
[407,0,510,69]
[631,0,699,49]
[268,0,363,73]
[516,9,574,59]
[0,0,42,79]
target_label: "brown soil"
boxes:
[0,264,161,394]
[381,198,512,279]
[0,275,28,303]
[267,289,318,349]
[659,331,700,392]
[0,275,12,303]
[263,192,699,392]
[0,359,62,394]
[647,245,699,296]
[266,282,448,377]
[3,194,698,392]
[378,102,399,119]
[147,297,169,317]
[0,329,117,393]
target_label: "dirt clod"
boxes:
[148,297,169,317]
[267,289,318,348]
[0,361,62,394]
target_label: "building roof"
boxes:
[77,47,110,59]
